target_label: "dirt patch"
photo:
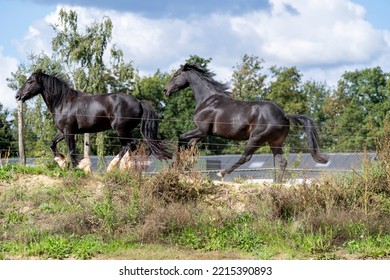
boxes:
[0,174,61,191]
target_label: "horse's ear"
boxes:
[34,69,44,82]
[182,63,190,71]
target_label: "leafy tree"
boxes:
[0,103,16,159]
[301,80,333,150]
[231,54,267,101]
[327,67,390,151]
[267,66,307,114]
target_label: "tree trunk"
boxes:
[18,101,26,165]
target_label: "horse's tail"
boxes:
[285,114,329,164]
[139,100,172,160]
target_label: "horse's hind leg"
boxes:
[217,136,265,178]
[64,133,79,168]
[270,145,287,183]
[107,136,137,172]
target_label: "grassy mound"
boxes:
[0,140,389,260]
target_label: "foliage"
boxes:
[325,67,390,151]
[231,54,267,101]
[0,104,15,158]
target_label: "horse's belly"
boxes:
[212,123,250,141]
[77,118,112,133]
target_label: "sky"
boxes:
[1,0,390,111]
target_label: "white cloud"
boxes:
[2,0,390,110]
[20,21,53,55]
[0,47,19,110]
[66,0,388,85]
[231,0,387,67]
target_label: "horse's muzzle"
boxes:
[163,88,170,96]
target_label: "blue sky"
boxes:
[1,0,390,110]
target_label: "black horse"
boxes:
[16,69,172,171]
[164,63,328,182]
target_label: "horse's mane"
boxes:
[183,63,231,96]
[38,71,79,108]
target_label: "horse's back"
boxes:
[195,95,289,140]
[198,95,286,123]
[97,92,142,116]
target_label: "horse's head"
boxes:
[16,69,44,102]
[163,64,191,96]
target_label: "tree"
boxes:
[327,67,390,151]
[302,80,333,150]
[231,54,267,101]
[0,103,16,160]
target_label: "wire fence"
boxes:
[1,112,383,182]
[3,151,377,183]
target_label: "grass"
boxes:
[0,139,389,260]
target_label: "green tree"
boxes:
[302,80,333,150]
[328,67,390,151]
[231,54,267,101]
[0,103,16,159]
[267,66,307,114]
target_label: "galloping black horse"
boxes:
[16,69,172,171]
[164,63,328,182]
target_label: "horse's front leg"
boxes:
[65,133,79,168]
[174,128,204,168]
[50,132,67,169]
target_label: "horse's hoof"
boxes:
[78,157,92,173]
[107,155,121,172]
[54,156,67,169]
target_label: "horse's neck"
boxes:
[188,73,219,107]
[40,90,58,114]
[41,83,76,113]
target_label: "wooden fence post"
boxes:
[18,100,26,165]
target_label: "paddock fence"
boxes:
[4,152,376,183]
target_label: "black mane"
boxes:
[39,72,79,108]
[184,63,231,96]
